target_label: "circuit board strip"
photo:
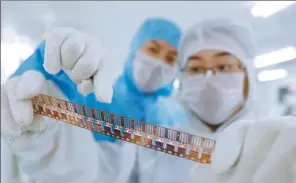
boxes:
[32,94,216,164]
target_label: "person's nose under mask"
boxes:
[180,72,245,125]
[132,51,177,93]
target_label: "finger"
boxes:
[62,69,79,84]
[61,31,86,70]
[5,77,34,126]
[212,120,251,175]
[44,27,76,74]
[254,118,296,183]
[16,70,45,100]
[77,79,94,96]
[70,39,104,82]
[93,66,113,104]
[1,86,22,138]
[21,115,46,133]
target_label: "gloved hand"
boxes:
[44,27,113,101]
[1,71,105,183]
[191,116,296,183]
[1,71,48,145]
[1,27,114,146]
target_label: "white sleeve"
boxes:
[1,138,22,183]
[5,80,101,183]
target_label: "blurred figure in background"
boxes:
[285,105,296,116]
[140,19,296,183]
[1,18,183,183]
[283,93,296,116]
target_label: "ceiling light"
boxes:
[255,47,296,68]
[251,1,296,18]
[257,69,288,82]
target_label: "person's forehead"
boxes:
[148,40,177,52]
[191,49,231,57]
[187,49,242,65]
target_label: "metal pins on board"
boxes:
[32,94,216,164]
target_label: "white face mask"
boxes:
[180,72,245,125]
[132,51,177,93]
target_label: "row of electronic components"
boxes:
[33,94,215,153]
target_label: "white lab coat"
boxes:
[133,19,296,183]
[137,95,256,183]
[3,80,137,183]
[1,138,21,183]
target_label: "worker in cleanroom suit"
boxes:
[137,19,296,183]
[1,18,184,183]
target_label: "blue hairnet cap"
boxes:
[130,18,182,52]
[122,17,182,97]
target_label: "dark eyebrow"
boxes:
[168,50,177,56]
[150,40,161,48]
[188,55,202,61]
[214,51,232,57]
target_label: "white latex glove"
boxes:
[1,27,114,146]
[191,116,296,183]
[44,27,113,102]
[1,71,47,146]
[1,72,104,183]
